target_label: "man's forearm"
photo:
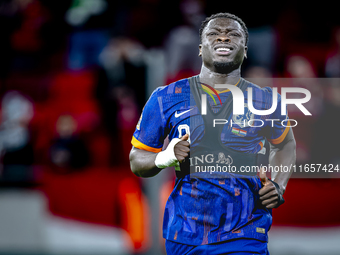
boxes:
[129,146,162,178]
[269,129,296,193]
[130,135,190,178]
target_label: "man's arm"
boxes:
[130,134,190,178]
[129,146,161,178]
[269,128,296,193]
[259,128,296,208]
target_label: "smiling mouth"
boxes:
[214,45,234,55]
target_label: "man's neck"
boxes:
[199,64,241,88]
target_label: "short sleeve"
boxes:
[131,88,166,153]
[265,87,290,145]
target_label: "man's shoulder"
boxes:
[152,77,192,97]
[243,78,275,95]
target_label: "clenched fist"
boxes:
[259,167,285,209]
[174,134,190,163]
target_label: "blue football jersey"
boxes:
[132,76,290,245]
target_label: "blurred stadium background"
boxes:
[0,0,340,254]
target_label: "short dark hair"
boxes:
[199,13,249,45]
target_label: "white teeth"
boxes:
[216,48,231,52]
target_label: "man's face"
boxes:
[199,18,248,73]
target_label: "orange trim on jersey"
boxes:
[201,79,240,94]
[268,121,291,145]
[217,78,241,93]
[131,136,162,153]
[202,79,241,94]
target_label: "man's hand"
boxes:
[174,134,190,163]
[154,134,190,169]
[258,167,285,209]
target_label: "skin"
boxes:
[130,134,190,178]
[130,17,296,209]
[198,18,247,86]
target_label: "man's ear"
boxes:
[244,46,248,59]
[198,44,202,57]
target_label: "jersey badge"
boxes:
[232,103,254,128]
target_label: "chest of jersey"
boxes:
[161,86,266,154]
